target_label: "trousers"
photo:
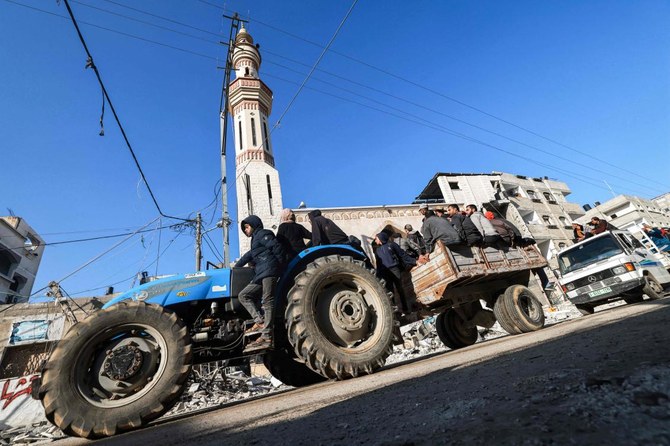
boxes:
[237,277,277,338]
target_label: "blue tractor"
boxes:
[38,244,395,438]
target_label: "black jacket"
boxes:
[407,231,426,255]
[374,232,417,273]
[277,221,312,257]
[235,215,287,283]
[307,210,349,246]
[449,214,482,246]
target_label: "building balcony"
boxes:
[562,202,586,218]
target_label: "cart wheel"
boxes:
[435,309,478,349]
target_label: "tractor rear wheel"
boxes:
[286,255,394,380]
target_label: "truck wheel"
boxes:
[435,309,478,349]
[286,255,394,380]
[623,295,644,305]
[643,276,664,300]
[494,285,545,334]
[39,302,191,438]
[575,304,594,315]
[263,348,327,387]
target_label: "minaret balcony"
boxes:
[236,149,275,167]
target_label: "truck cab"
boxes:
[557,230,670,314]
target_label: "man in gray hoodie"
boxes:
[465,205,501,246]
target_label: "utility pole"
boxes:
[219,13,246,267]
[195,212,202,271]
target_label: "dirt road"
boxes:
[55,299,670,446]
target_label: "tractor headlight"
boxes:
[565,282,575,291]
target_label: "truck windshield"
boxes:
[558,234,624,274]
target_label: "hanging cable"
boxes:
[59,0,191,221]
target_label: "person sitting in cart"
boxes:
[421,210,463,252]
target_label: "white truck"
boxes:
[557,230,670,315]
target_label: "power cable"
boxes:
[273,0,358,127]
[261,59,665,195]
[262,72,655,196]
[9,0,661,196]
[209,6,669,190]
[55,217,160,284]
[0,223,179,254]
[203,232,223,263]
[6,0,664,196]
[68,223,188,296]
[59,0,192,222]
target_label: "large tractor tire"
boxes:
[642,275,664,300]
[39,301,192,438]
[263,348,327,387]
[285,255,395,380]
[493,285,545,335]
[435,309,478,350]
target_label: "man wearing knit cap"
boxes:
[276,208,311,259]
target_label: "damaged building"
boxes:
[0,216,45,304]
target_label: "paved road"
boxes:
[57,299,670,446]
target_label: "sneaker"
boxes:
[244,322,264,335]
[244,336,272,352]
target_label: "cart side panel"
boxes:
[408,243,457,306]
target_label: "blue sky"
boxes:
[1,0,669,298]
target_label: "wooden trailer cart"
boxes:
[406,241,549,349]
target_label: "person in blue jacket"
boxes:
[374,231,417,314]
[235,215,287,351]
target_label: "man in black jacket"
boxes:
[235,215,287,351]
[374,232,417,314]
[446,204,482,246]
[308,209,349,246]
[277,208,311,259]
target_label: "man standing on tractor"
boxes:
[236,215,288,351]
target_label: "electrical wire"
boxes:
[214,6,669,190]
[0,223,180,254]
[203,231,223,263]
[60,0,192,221]
[261,72,656,196]
[272,0,358,127]
[7,0,664,197]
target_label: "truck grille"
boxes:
[575,276,623,294]
[569,269,616,290]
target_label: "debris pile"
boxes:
[164,361,288,417]
[0,422,65,445]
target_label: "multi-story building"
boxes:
[413,172,585,267]
[652,192,670,216]
[0,217,44,303]
[581,194,670,230]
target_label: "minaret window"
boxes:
[245,67,250,76]
[251,118,257,146]
[266,175,274,216]
[238,121,243,151]
[244,174,253,214]
[262,121,270,151]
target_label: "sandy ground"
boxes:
[50,297,670,446]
